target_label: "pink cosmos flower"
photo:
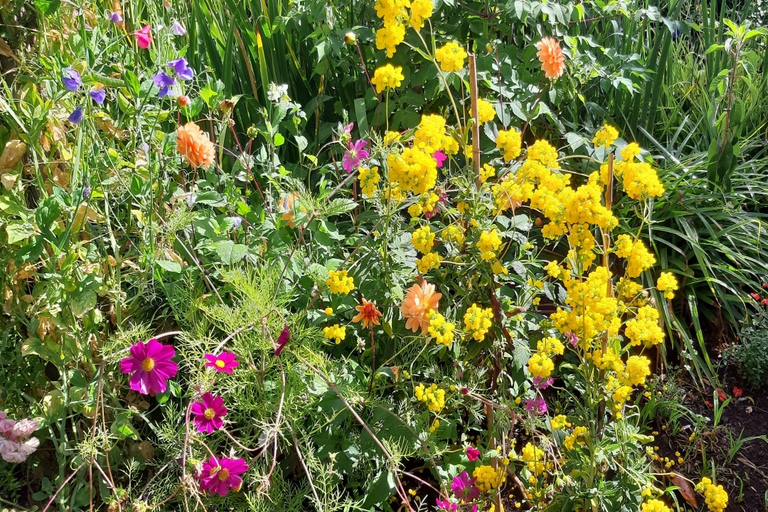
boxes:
[120,339,178,395]
[134,25,152,49]
[433,150,447,168]
[466,445,480,461]
[436,499,458,511]
[204,352,239,373]
[191,392,227,434]
[342,140,369,173]
[451,471,480,501]
[198,456,249,496]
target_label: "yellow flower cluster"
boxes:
[563,425,587,451]
[416,252,440,273]
[375,21,406,58]
[551,414,571,430]
[520,442,545,476]
[619,355,651,386]
[411,225,435,254]
[427,311,455,347]
[371,64,404,93]
[527,140,560,168]
[414,383,445,412]
[604,145,665,200]
[327,270,355,295]
[473,465,506,492]
[442,225,465,245]
[616,277,643,303]
[480,163,495,184]
[537,337,564,356]
[496,128,522,161]
[323,324,346,344]
[375,0,410,22]
[624,305,665,347]
[359,166,380,197]
[528,352,554,379]
[615,235,656,278]
[463,304,493,341]
[477,99,496,125]
[477,229,502,261]
[409,0,433,30]
[435,41,467,72]
[414,114,450,152]
[641,499,671,512]
[695,478,728,512]
[388,147,438,195]
[593,124,619,148]
[591,347,624,373]
[656,272,678,299]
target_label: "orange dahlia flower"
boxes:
[535,37,566,80]
[352,298,383,329]
[401,281,442,334]
[177,122,215,168]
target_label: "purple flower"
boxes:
[342,139,369,173]
[274,325,290,357]
[435,499,458,511]
[108,12,123,22]
[68,107,84,124]
[191,392,227,434]
[153,71,176,98]
[533,376,554,390]
[172,20,186,36]
[451,471,480,501]
[168,57,194,81]
[525,397,548,415]
[62,67,82,92]
[120,338,178,395]
[89,88,106,105]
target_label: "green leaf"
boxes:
[124,70,140,97]
[213,240,248,264]
[354,97,369,137]
[274,132,285,147]
[34,0,60,15]
[156,260,182,273]
[70,289,97,318]
[6,222,37,244]
[195,190,228,207]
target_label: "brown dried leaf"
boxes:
[0,36,18,61]
[0,140,27,172]
[671,473,697,508]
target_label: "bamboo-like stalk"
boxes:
[468,54,482,188]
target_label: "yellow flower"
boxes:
[375,0,410,23]
[551,414,571,430]
[656,272,678,300]
[414,383,445,412]
[375,21,406,58]
[480,163,495,184]
[473,464,506,492]
[621,142,641,161]
[387,146,438,195]
[411,225,435,254]
[435,41,467,72]
[442,225,465,245]
[323,324,346,344]
[496,128,522,161]
[624,305,665,347]
[520,442,545,475]
[326,270,355,295]
[477,99,496,125]
[528,352,554,379]
[620,355,651,386]
[491,260,508,275]
[641,499,671,512]
[416,252,440,273]
[371,64,404,94]
[593,124,619,148]
[383,131,401,145]
[463,304,493,341]
[325,307,333,315]
[537,337,564,356]
[477,229,502,261]
[695,478,728,512]
[358,166,380,197]
[526,140,559,168]
[427,311,455,347]
[409,0,433,31]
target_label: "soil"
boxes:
[653,371,768,512]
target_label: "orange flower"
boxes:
[280,192,301,227]
[352,298,382,329]
[177,122,215,168]
[535,37,566,80]
[401,281,442,334]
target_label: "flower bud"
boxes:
[344,31,356,45]
[220,99,234,114]
[176,95,190,107]
[247,125,259,139]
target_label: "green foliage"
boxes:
[727,317,768,389]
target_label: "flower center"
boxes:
[204,408,216,420]
[141,358,155,372]
[217,468,230,482]
[215,359,226,368]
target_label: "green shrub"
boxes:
[728,317,768,389]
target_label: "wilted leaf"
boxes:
[671,473,697,508]
[0,140,27,172]
[72,203,103,231]
[0,36,18,62]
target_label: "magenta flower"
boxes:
[191,392,227,434]
[525,397,547,415]
[342,139,369,173]
[274,325,290,357]
[120,339,178,395]
[134,25,152,49]
[433,150,447,168]
[466,445,480,461]
[435,498,458,511]
[451,471,480,501]
[198,456,249,496]
[564,331,579,347]
[204,352,239,373]
[533,376,554,390]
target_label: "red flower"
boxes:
[704,400,713,408]
[716,388,727,402]
[762,298,768,306]
[750,292,761,300]
[733,387,743,398]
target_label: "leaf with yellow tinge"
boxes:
[72,203,103,231]
[0,140,27,172]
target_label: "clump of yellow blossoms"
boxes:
[696,478,728,512]
[411,225,435,254]
[551,414,571,430]
[435,41,467,72]
[371,64,404,93]
[473,465,506,492]
[520,442,545,476]
[496,128,522,161]
[477,99,496,125]
[427,311,455,347]
[480,163,495,184]
[641,499,671,512]
[463,304,494,341]
[326,270,354,295]
[620,355,651,386]
[323,324,346,344]
[615,235,656,278]
[477,229,502,261]
[359,166,380,197]
[563,425,587,451]
[416,252,440,273]
[528,352,554,379]
[414,383,445,412]
[537,337,564,356]
[409,0,433,30]
[593,124,619,148]
[375,21,406,58]
[624,305,665,347]
[656,272,678,299]
[602,143,665,200]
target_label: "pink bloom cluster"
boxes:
[0,412,40,463]
[198,456,249,496]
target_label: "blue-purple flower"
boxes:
[62,68,82,92]
[168,58,193,81]
[89,88,106,105]
[172,21,186,36]
[108,12,123,22]
[153,71,176,98]
[68,107,84,124]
